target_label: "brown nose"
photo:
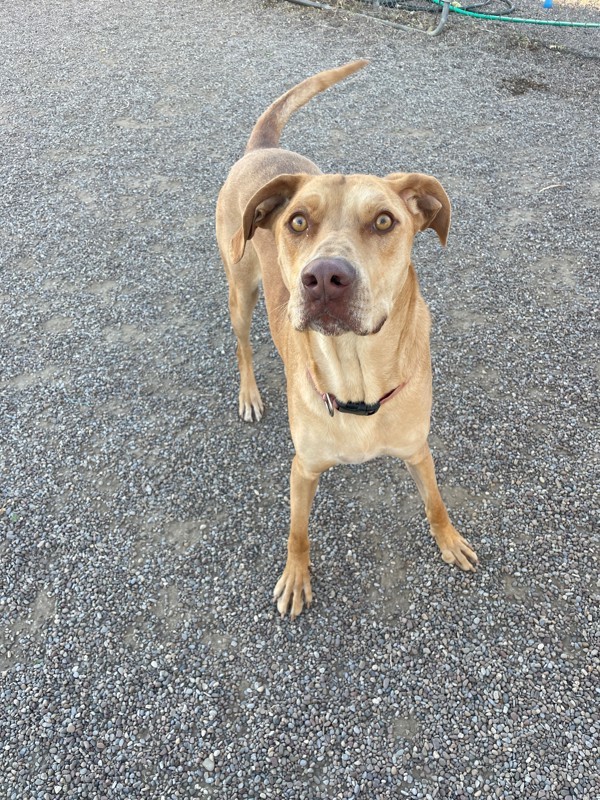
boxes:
[301,258,357,302]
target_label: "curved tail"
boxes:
[245,59,369,153]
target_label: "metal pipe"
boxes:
[284,0,452,36]
[428,0,450,36]
[285,0,335,9]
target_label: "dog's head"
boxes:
[229,172,450,336]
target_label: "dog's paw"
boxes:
[273,559,312,619]
[433,525,478,572]
[238,388,264,423]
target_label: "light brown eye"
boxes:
[374,212,394,232]
[289,214,308,233]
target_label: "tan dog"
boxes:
[216,60,477,619]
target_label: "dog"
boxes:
[216,60,477,619]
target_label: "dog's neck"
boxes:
[302,265,428,405]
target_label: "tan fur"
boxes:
[216,61,477,619]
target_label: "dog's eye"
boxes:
[289,214,308,233]
[374,213,395,232]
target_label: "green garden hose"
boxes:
[429,0,600,27]
[284,0,600,33]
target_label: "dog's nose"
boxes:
[301,258,357,302]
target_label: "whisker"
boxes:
[273,301,289,326]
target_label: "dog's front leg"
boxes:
[273,455,320,619]
[405,443,478,571]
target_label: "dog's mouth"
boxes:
[296,310,387,337]
[305,312,353,336]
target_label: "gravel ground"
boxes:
[1,1,599,798]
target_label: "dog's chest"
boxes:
[316,414,426,466]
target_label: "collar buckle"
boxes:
[323,393,335,417]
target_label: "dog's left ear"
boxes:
[384,173,451,246]
[230,174,307,264]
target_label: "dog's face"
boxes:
[230,172,450,336]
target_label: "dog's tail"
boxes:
[245,59,369,153]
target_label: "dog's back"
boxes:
[217,60,367,267]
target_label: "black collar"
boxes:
[307,370,408,418]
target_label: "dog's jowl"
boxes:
[216,61,478,619]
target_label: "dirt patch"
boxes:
[501,76,550,95]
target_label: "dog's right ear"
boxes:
[230,174,306,264]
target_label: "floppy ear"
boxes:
[384,172,451,246]
[229,174,307,264]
